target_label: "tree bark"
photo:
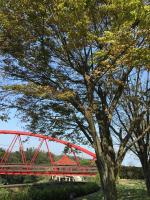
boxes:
[141,160,150,196]
[144,170,150,196]
[96,146,118,200]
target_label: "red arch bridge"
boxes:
[0,130,97,177]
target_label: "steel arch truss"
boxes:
[0,130,97,176]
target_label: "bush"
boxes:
[0,182,99,200]
[28,182,99,200]
[0,189,11,200]
[120,166,144,179]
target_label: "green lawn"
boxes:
[76,179,150,200]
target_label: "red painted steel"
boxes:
[71,147,80,166]
[18,135,27,165]
[0,164,97,176]
[0,130,96,158]
[0,135,18,164]
[0,130,97,176]
[45,139,54,165]
[0,171,97,176]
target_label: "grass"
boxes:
[76,179,150,200]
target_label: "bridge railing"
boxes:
[0,164,97,176]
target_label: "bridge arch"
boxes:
[0,130,97,176]
[0,130,96,158]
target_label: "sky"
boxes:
[0,112,141,167]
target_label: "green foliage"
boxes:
[0,182,99,200]
[23,176,38,184]
[0,189,11,200]
[0,114,8,122]
[120,166,144,180]
[94,173,100,185]
[0,0,149,137]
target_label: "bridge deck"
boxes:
[0,164,97,176]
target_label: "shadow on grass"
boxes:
[118,185,149,200]
[76,181,150,200]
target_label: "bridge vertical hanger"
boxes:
[18,135,28,169]
[45,139,54,165]
[30,138,45,166]
[70,147,80,166]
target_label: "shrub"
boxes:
[120,166,144,179]
[0,189,11,200]
[0,182,99,200]
[27,182,99,200]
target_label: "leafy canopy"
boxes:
[0,0,149,144]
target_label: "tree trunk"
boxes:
[145,171,150,196]
[92,114,118,200]
[142,161,150,196]
[96,153,118,200]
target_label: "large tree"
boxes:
[0,1,149,199]
[114,70,150,195]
